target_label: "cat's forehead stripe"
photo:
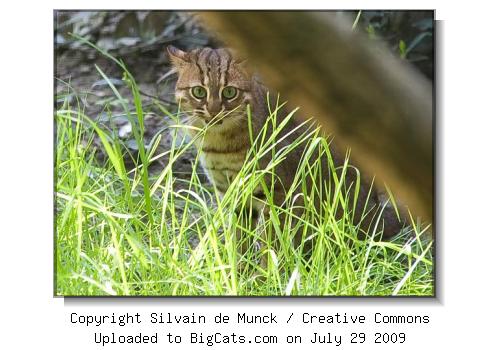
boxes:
[224,55,232,87]
[193,48,232,88]
[219,49,232,87]
[193,50,204,84]
[209,50,220,94]
[197,48,212,86]
[216,50,222,87]
[175,47,250,94]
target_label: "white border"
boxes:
[1,1,499,348]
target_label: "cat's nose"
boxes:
[206,100,221,118]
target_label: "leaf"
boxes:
[285,268,300,295]
[399,40,407,59]
[91,78,124,89]
[116,37,141,47]
[365,24,376,39]
[118,122,132,139]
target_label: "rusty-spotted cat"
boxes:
[166,46,403,264]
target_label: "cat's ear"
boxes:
[234,57,248,66]
[227,48,246,65]
[234,56,253,77]
[228,49,251,74]
[166,45,189,67]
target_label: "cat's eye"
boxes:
[191,86,207,99]
[222,86,238,100]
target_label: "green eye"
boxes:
[191,86,207,99]
[222,86,238,99]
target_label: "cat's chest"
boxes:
[196,128,250,192]
[201,151,246,192]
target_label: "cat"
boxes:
[166,45,403,262]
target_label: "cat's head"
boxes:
[167,46,252,127]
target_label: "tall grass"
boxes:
[55,45,433,296]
